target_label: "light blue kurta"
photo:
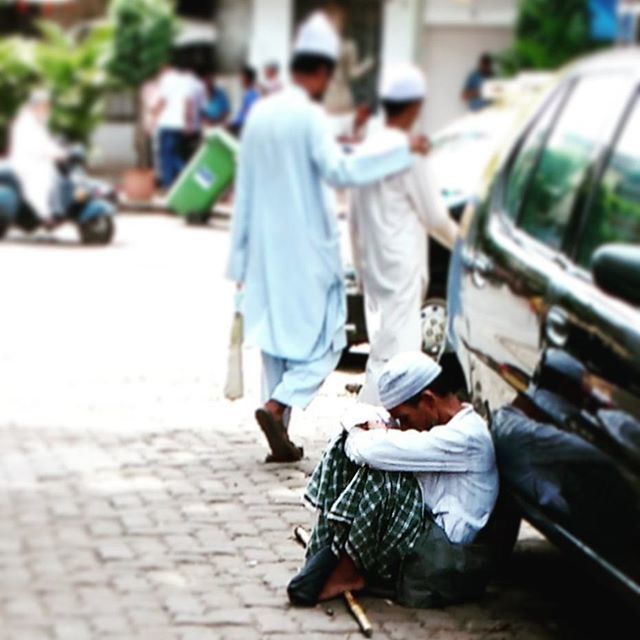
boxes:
[226,85,412,363]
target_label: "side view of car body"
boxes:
[449,49,640,602]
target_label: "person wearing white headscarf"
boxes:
[287,351,498,606]
[349,64,459,405]
[9,90,66,222]
[343,351,498,546]
[226,13,427,462]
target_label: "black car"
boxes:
[448,49,640,603]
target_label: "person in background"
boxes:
[350,64,459,405]
[154,58,194,189]
[203,72,231,126]
[183,68,208,160]
[261,61,283,96]
[226,12,427,463]
[288,351,498,607]
[9,89,66,227]
[336,102,374,146]
[228,66,260,136]
[461,53,494,112]
[140,72,162,179]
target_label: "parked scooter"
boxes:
[0,145,117,245]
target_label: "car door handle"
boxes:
[545,306,569,348]
[470,254,492,288]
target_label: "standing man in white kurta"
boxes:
[350,65,459,405]
[226,14,425,462]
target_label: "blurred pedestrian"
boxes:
[461,53,494,112]
[261,61,283,96]
[154,59,194,189]
[203,72,231,125]
[350,64,459,404]
[139,72,161,176]
[226,12,426,463]
[228,66,260,136]
[183,68,208,160]
[9,89,65,227]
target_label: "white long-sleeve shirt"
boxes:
[349,126,459,403]
[344,405,498,544]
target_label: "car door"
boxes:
[531,89,640,594]
[456,70,636,414]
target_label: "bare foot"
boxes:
[318,553,365,601]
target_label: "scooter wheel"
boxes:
[79,216,115,245]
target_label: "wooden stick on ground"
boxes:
[293,525,373,638]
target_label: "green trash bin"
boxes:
[167,128,239,221]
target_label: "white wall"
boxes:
[90,122,136,170]
[419,24,514,132]
[381,0,425,65]
[424,0,517,26]
[248,0,293,77]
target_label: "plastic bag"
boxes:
[224,293,244,400]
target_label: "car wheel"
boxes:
[421,297,447,360]
[79,216,115,245]
[0,219,9,240]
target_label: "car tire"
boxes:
[0,219,9,240]
[79,216,115,245]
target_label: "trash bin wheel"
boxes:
[185,212,211,225]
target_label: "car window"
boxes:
[503,88,567,220]
[518,74,633,251]
[577,95,640,267]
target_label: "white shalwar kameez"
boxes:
[9,107,65,220]
[350,127,458,405]
[226,86,412,423]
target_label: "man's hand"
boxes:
[353,420,387,432]
[409,134,431,156]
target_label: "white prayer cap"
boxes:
[378,352,442,410]
[293,11,340,61]
[380,63,427,102]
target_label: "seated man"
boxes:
[288,351,499,607]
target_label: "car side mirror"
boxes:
[592,243,640,306]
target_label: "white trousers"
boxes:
[358,284,424,405]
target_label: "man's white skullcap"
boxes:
[378,352,442,410]
[380,63,427,102]
[293,11,340,61]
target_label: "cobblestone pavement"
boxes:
[0,215,635,640]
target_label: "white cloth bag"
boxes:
[224,294,244,400]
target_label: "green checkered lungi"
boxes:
[304,432,426,581]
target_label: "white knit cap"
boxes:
[380,63,427,101]
[378,352,442,410]
[293,11,340,61]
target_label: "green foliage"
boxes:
[34,20,115,144]
[108,0,176,87]
[0,38,38,151]
[500,0,604,74]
